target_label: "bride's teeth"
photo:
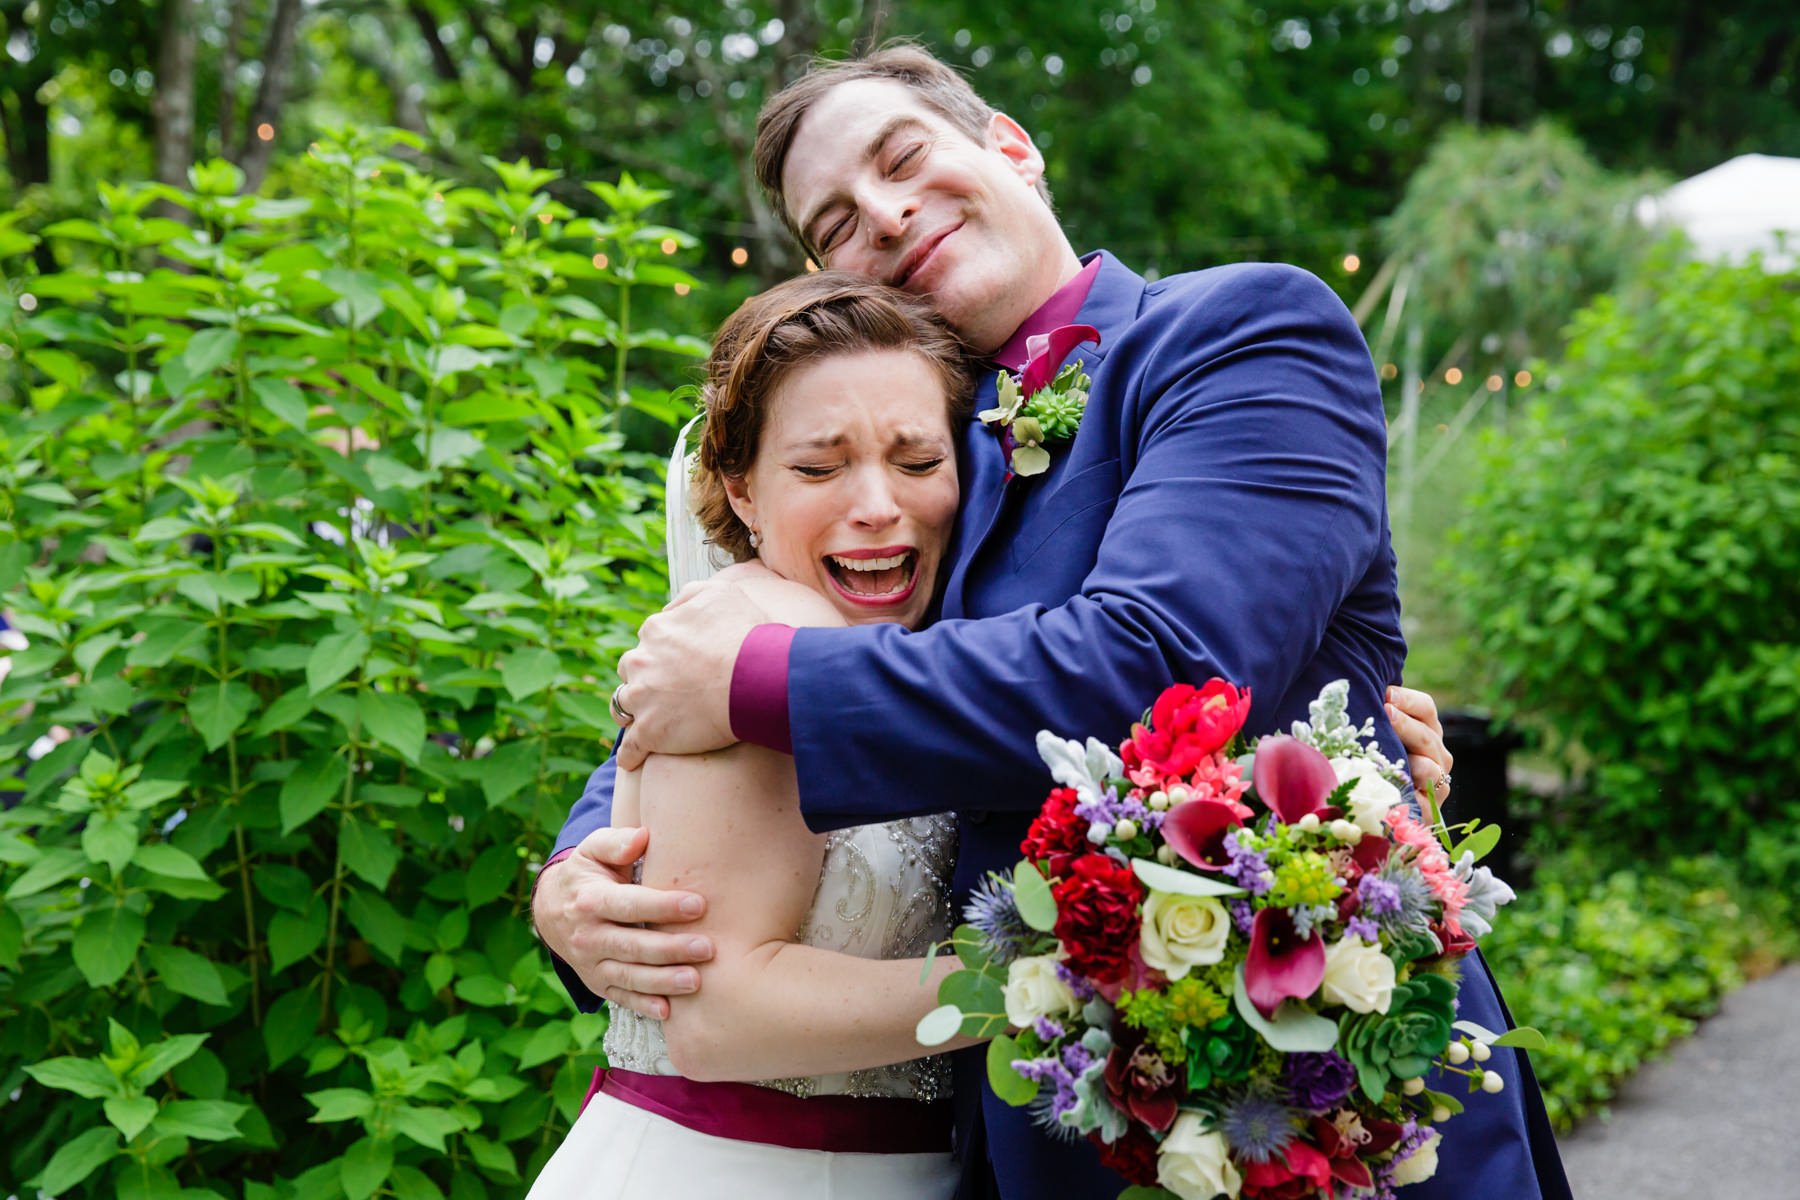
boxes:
[830,553,909,572]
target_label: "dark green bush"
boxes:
[0,130,705,1197]
[1444,251,1800,850]
[1484,843,1794,1130]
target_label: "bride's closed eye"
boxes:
[900,457,945,474]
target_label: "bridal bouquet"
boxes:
[916,680,1542,1199]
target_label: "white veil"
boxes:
[664,414,735,598]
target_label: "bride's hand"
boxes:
[613,574,773,770]
[1385,684,1454,801]
[532,826,714,1018]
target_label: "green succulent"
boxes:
[1183,1013,1259,1091]
[1340,973,1457,1101]
[1020,363,1090,441]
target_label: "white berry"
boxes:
[1481,1071,1504,1094]
[1447,1042,1471,1065]
[1329,819,1364,844]
[1471,1041,1492,1063]
[1402,1077,1425,1096]
[1149,791,1170,811]
[1168,786,1191,804]
[1114,818,1140,841]
[1432,1105,1452,1123]
[1156,844,1178,865]
[1297,813,1322,833]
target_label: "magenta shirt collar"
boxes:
[991,254,1103,371]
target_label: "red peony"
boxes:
[1122,679,1252,778]
[1020,787,1088,878]
[1090,1125,1162,1186]
[1241,1139,1334,1200]
[1052,854,1145,984]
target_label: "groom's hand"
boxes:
[1386,684,1454,801]
[532,826,713,1019]
[614,574,770,770]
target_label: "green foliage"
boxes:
[1385,121,1659,361]
[0,129,705,1195]
[1484,844,1797,1131]
[1444,252,1800,850]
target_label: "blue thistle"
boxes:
[1215,1083,1302,1164]
[1370,862,1436,936]
[964,873,1033,964]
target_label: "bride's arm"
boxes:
[635,568,975,1083]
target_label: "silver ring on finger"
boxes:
[610,684,634,725]
[1438,772,1452,793]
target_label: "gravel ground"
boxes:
[1554,963,1800,1199]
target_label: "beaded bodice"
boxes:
[603,814,959,1100]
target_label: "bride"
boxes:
[528,271,1456,1199]
[529,272,976,1198]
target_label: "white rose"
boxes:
[1319,935,1396,1013]
[1391,1128,1442,1186]
[1156,1113,1242,1200]
[1330,756,1403,836]
[1139,890,1232,981]
[1002,954,1081,1028]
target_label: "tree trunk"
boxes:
[4,0,59,272]
[1464,0,1487,126]
[153,0,199,195]
[218,0,250,158]
[238,0,305,192]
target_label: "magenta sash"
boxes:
[582,1067,951,1155]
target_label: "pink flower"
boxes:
[1124,680,1253,778]
[1020,324,1100,396]
[1245,906,1326,1017]
[1251,735,1340,825]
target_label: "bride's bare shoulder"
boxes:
[712,561,845,630]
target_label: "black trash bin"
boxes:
[1438,710,1525,884]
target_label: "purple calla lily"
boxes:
[1245,905,1326,1017]
[1161,798,1247,872]
[1252,735,1340,825]
[1021,323,1100,396]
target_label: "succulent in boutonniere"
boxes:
[979,323,1099,477]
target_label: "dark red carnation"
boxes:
[1021,787,1088,878]
[1091,1124,1162,1186]
[1241,1139,1334,1200]
[1052,854,1145,984]
[1122,679,1252,778]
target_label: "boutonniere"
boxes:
[979,323,1100,478]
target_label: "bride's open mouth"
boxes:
[823,548,921,605]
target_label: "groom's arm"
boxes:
[784,264,1393,828]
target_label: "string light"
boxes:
[674,283,691,296]
[730,247,749,266]
[1380,363,1398,380]
[1445,367,1463,385]
[18,293,37,312]
[1486,374,1503,392]
[256,123,275,142]
[1514,370,1532,387]
[1343,254,1361,273]
[538,213,552,225]
[592,253,608,269]
[660,238,678,255]
[1435,423,1450,434]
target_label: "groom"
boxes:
[536,45,1566,1200]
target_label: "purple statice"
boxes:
[1345,915,1380,943]
[1055,962,1100,1001]
[1222,830,1274,896]
[1357,875,1402,917]
[1072,787,1149,833]
[1215,1084,1301,1164]
[1230,898,1257,935]
[1033,1016,1066,1042]
[963,873,1033,965]
[1281,1051,1357,1111]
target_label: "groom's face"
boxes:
[781,79,1067,354]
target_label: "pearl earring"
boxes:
[748,528,761,550]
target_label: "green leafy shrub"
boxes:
[1484,844,1795,1130]
[1444,251,1800,850]
[0,130,706,1197]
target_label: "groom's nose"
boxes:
[860,188,916,247]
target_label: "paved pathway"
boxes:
[1554,963,1800,1199]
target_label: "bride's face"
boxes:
[725,348,960,630]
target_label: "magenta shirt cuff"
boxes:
[729,623,796,755]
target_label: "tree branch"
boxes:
[406,1,461,84]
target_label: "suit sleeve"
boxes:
[542,756,617,1011]
[788,264,1391,831]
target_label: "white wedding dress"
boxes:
[527,815,962,1198]
[528,421,961,1197]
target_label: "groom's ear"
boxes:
[985,113,1045,187]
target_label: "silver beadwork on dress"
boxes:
[604,814,959,1101]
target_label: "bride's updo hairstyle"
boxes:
[692,270,973,562]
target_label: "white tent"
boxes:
[1636,153,1800,271]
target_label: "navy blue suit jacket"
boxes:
[553,254,1564,1200]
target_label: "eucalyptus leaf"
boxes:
[1231,963,1340,1052]
[915,1004,965,1047]
[986,1035,1040,1105]
[1131,857,1248,898]
[1012,859,1058,932]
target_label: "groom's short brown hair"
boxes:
[753,42,1053,256]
